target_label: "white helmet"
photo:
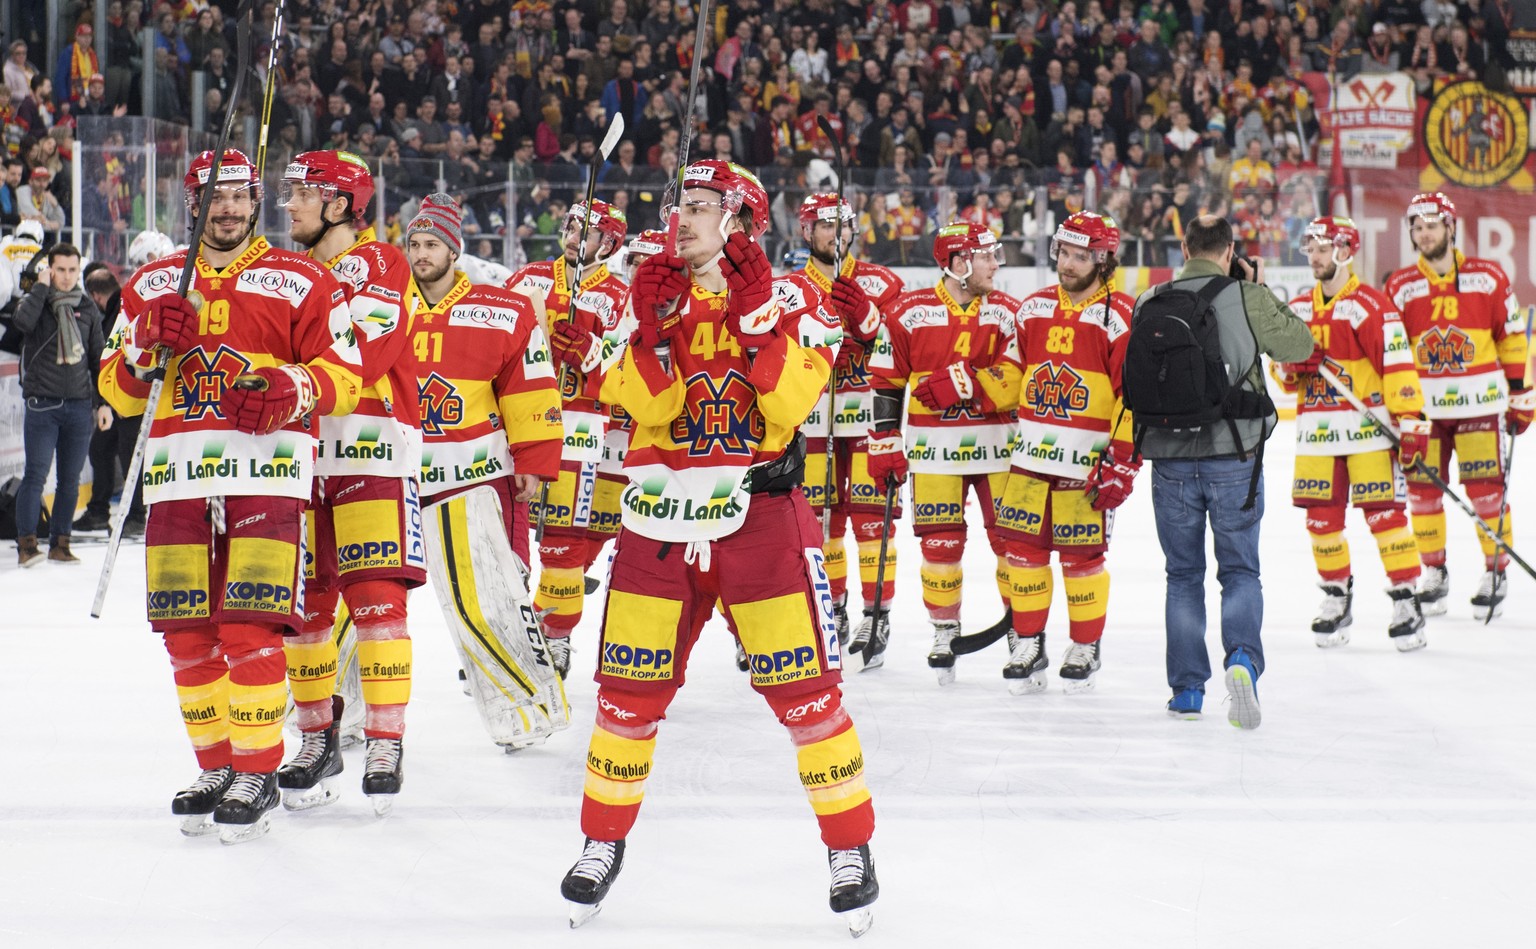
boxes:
[127,230,177,270]
[14,220,43,243]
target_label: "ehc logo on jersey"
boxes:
[834,344,871,389]
[418,372,464,435]
[675,369,762,457]
[1303,358,1352,408]
[173,345,252,421]
[1416,326,1475,375]
[1023,362,1089,421]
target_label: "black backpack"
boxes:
[0,476,48,541]
[1122,276,1273,508]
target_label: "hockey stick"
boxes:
[1317,365,1536,583]
[859,482,896,668]
[254,0,287,178]
[93,0,259,619]
[816,114,846,542]
[536,113,625,543]
[663,0,715,252]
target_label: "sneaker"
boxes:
[17,534,44,568]
[1416,564,1448,616]
[73,510,110,532]
[1223,648,1261,730]
[47,537,80,564]
[1387,583,1426,651]
[1167,689,1203,719]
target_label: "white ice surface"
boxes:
[3,420,1533,948]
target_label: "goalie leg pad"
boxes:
[424,486,569,748]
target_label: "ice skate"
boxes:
[457,668,472,696]
[547,636,572,679]
[1416,564,1449,617]
[561,837,625,928]
[828,844,878,938]
[1387,583,1426,651]
[734,638,750,672]
[1059,640,1102,693]
[170,765,233,837]
[1471,569,1506,621]
[1223,648,1262,730]
[362,737,403,816]
[1312,578,1353,648]
[856,609,891,672]
[832,597,850,648]
[277,696,344,811]
[926,620,959,685]
[213,771,279,845]
[1002,631,1048,695]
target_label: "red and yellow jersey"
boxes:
[610,277,841,542]
[503,257,628,464]
[410,272,564,497]
[315,228,419,478]
[869,282,1020,475]
[1007,283,1136,479]
[1385,252,1526,419]
[1286,276,1422,456]
[800,257,905,438]
[99,238,361,504]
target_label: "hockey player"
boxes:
[993,211,1136,694]
[1384,193,1530,620]
[406,194,569,750]
[867,222,1021,681]
[559,160,878,936]
[127,230,177,271]
[581,228,666,597]
[795,193,905,652]
[503,199,629,678]
[1277,216,1427,649]
[98,148,361,843]
[274,151,424,814]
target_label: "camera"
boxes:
[1229,253,1256,280]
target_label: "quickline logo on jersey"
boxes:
[251,440,302,480]
[1417,326,1475,375]
[419,372,464,436]
[1024,362,1090,421]
[680,370,762,458]
[174,345,253,421]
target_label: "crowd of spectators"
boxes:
[0,0,1528,271]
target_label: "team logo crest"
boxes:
[834,345,871,389]
[1416,325,1475,375]
[418,372,464,435]
[1423,81,1531,188]
[1023,362,1090,421]
[1303,358,1352,408]
[676,369,762,457]
[173,345,252,421]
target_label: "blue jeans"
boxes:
[18,396,94,542]
[1150,457,1266,693]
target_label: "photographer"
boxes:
[1131,215,1313,729]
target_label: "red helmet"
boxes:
[1050,210,1121,262]
[281,150,375,223]
[628,228,667,260]
[681,160,771,239]
[568,198,629,251]
[1406,192,1456,228]
[183,148,261,213]
[798,192,854,232]
[932,221,1001,270]
[1300,215,1361,258]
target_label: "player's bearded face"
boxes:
[198,185,256,251]
[562,215,603,265]
[408,235,455,284]
[1055,245,1097,294]
[807,219,848,265]
[1305,241,1337,282]
[1410,218,1451,260]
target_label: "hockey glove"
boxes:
[830,276,875,342]
[1508,387,1535,436]
[549,318,602,372]
[219,365,317,435]
[912,362,976,412]
[720,231,777,343]
[132,294,201,356]
[1279,348,1323,377]
[1088,445,1141,512]
[866,428,908,490]
[630,253,690,348]
[1398,416,1432,470]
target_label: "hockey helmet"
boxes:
[1050,210,1121,263]
[627,228,667,261]
[798,192,855,233]
[14,219,44,243]
[1300,215,1361,260]
[680,160,771,240]
[280,150,376,224]
[932,221,1001,271]
[127,230,176,269]
[568,198,629,252]
[1406,192,1456,227]
[183,148,262,213]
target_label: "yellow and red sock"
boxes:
[1408,485,1447,569]
[853,513,895,604]
[1306,507,1352,582]
[285,587,339,733]
[349,579,411,739]
[164,625,231,770]
[919,531,964,621]
[1006,547,1053,635]
[579,688,670,842]
[1061,553,1108,644]
[767,687,874,849]
[222,622,288,773]
[1365,508,1421,586]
